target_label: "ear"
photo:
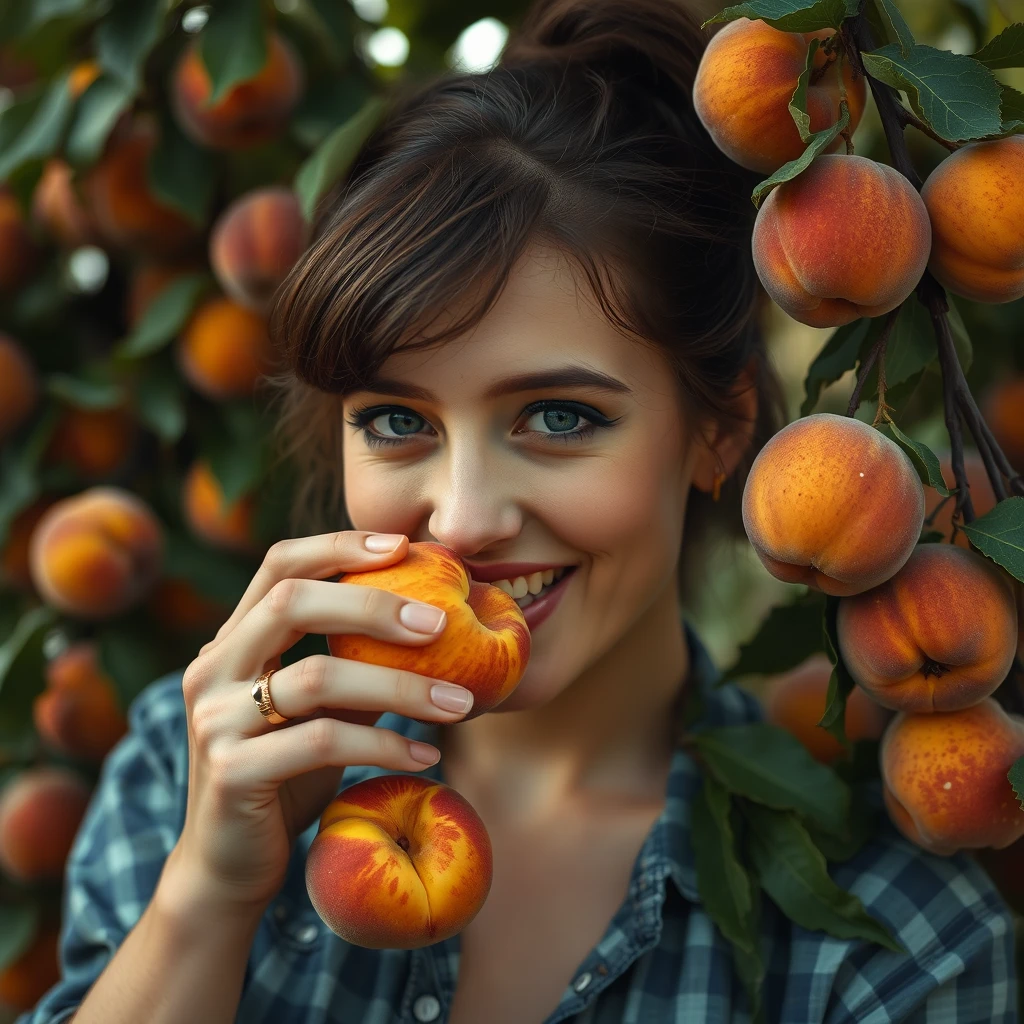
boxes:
[691,358,759,495]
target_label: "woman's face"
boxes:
[341,247,707,711]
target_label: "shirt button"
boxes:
[573,972,592,992]
[413,994,441,1021]
[296,923,319,944]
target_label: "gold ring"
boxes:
[252,669,288,725]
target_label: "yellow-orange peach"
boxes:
[921,136,1024,304]
[44,405,136,479]
[0,498,58,591]
[34,642,127,762]
[0,333,38,441]
[28,486,164,619]
[0,188,41,292]
[742,413,925,595]
[147,576,231,634]
[982,377,1024,474]
[327,541,530,723]
[177,296,276,399]
[881,698,1024,855]
[0,766,92,882]
[209,187,309,312]
[182,461,257,553]
[306,774,492,948]
[0,921,60,1011]
[752,154,932,328]
[694,19,866,174]
[32,159,101,248]
[837,543,1017,712]
[763,652,891,763]
[926,451,997,549]
[171,32,303,150]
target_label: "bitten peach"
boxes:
[982,377,1024,474]
[0,766,92,882]
[763,652,891,763]
[926,451,996,549]
[182,460,257,553]
[0,333,38,441]
[306,774,492,949]
[742,413,925,595]
[881,698,1024,855]
[171,32,303,150]
[327,541,530,722]
[694,19,866,174]
[34,642,127,762]
[752,154,932,327]
[837,543,1017,712]
[921,136,1024,304]
[28,486,164,619]
[210,187,310,312]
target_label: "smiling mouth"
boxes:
[511,566,577,608]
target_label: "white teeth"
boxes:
[526,572,545,595]
[490,566,570,596]
[511,576,529,599]
[542,568,554,586]
[493,579,514,597]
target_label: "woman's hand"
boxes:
[167,532,473,915]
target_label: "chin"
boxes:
[485,662,564,713]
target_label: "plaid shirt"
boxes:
[18,618,1018,1024]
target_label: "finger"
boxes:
[216,576,448,683]
[241,655,473,736]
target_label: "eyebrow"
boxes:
[359,366,634,402]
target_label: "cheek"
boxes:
[342,447,424,535]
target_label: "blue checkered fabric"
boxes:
[17,618,1018,1023]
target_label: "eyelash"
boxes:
[345,401,620,450]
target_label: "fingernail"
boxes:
[364,534,404,552]
[400,603,446,634]
[430,683,473,713]
[409,741,441,764]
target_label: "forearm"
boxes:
[69,849,264,1024]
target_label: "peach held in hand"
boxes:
[306,774,492,949]
[752,154,932,327]
[837,543,1018,713]
[326,540,531,723]
[742,413,925,596]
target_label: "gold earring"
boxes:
[711,468,726,502]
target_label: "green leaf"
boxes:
[806,781,876,862]
[162,532,255,607]
[113,272,211,360]
[148,106,218,226]
[65,73,133,166]
[703,0,859,32]
[997,82,1024,134]
[819,594,855,752]
[198,0,267,106]
[971,23,1024,70]
[0,71,75,181]
[871,0,915,58]
[880,420,953,496]
[295,95,388,221]
[853,368,925,425]
[97,614,169,708]
[751,101,850,208]
[801,318,874,416]
[0,404,60,545]
[690,722,851,838]
[45,373,125,409]
[860,44,1003,143]
[789,37,820,144]
[133,356,187,443]
[95,0,166,92]
[743,803,905,951]
[0,903,40,974]
[0,605,57,741]
[870,300,935,393]
[721,588,826,682]
[961,497,1024,584]
[1010,756,1024,810]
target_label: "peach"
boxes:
[752,154,932,328]
[763,652,891,763]
[0,187,41,292]
[0,333,38,442]
[28,486,164,619]
[32,159,101,248]
[209,187,309,312]
[44,405,136,479]
[327,541,530,723]
[982,377,1024,474]
[742,413,925,595]
[171,32,303,150]
[837,543,1017,712]
[694,19,866,174]
[881,698,1024,855]
[182,461,257,553]
[34,642,127,762]
[926,451,997,549]
[0,921,60,1011]
[177,296,276,399]
[0,498,57,591]
[921,136,1024,304]
[0,766,92,882]
[306,774,492,948]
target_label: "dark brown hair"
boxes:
[266,0,788,606]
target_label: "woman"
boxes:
[20,0,1016,1021]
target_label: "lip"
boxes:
[462,560,574,583]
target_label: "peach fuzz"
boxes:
[752,154,931,328]
[34,642,127,762]
[44,404,137,479]
[28,486,164,619]
[171,31,303,150]
[763,652,891,763]
[742,413,925,596]
[306,774,492,949]
[32,159,101,249]
[177,296,276,399]
[926,451,996,549]
[694,19,866,174]
[327,541,530,723]
[210,187,310,313]
[0,766,92,882]
[837,543,1017,713]
[0,333,38,442]
[982,377,1024,474]
[182,460,257,553]
[881,698,1024,855]
[0,920,60,1011]
[921,136,1024,304]
[0,188,41,292]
